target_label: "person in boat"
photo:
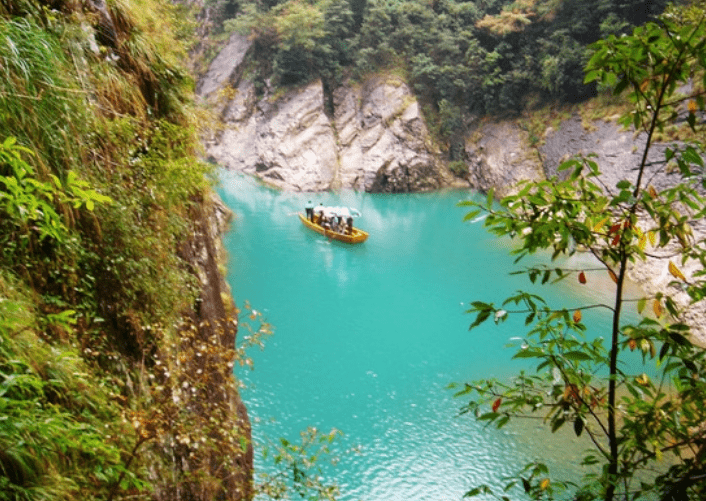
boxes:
[305,200,314,221]
[346,216,353,235]
[315,203,324,224]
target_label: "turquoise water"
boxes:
[217,172,638,501]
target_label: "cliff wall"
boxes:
[200,35,462,193]
[171,193,253,501]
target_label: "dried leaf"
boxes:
[648,185,658,198]
[578,271,587,284]
[636,373,650,386]
[608,269,618,284]
[593,217,609,232]
[668,261,686,282]
[688,99,698,113]
[540,478,551,491]
[628,338,637,351]
[648,231,657,246]
[492,398,502,413]
[653,299,664,318]
[573,310,582,323]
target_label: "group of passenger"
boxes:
[305,201,354,235]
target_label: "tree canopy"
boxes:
[227,0,670,156]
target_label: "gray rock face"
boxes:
[197,34,252,98]
[201,45,452,192]
[335,77,449,192]
[207,81,338,191]
[539,115,679,193]
[464,121,545,197]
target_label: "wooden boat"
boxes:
[298,212,369,244]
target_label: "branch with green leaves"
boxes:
[458,9,706,501]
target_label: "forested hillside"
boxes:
[225,0,669,157]
[0,1,252,499]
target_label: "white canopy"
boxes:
[313,206,361,218]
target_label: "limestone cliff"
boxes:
[200,35,459,192]
[464,121,545,197]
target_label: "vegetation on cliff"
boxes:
[225,0,670,157]
[0,1,253,499]
[459,3,706,500]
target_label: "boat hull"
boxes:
[298,213,368,244]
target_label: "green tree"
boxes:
[458,9,706,501]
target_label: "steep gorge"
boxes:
[199,27,705,344]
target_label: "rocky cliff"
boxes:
[172,193,253,501]
[201,35,461,193]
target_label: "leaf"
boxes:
[492,398,502,413]
[637,297,646,314]
[668,261,686,282]
[573,310,582,323]
[486,188,494,209]
[522,477,531,494]
[593,217,609,232]
[551,416,565,433]
[578,271,586,284]
[638,233,647,251]
[636,373,650,386]
[540,478,550,491]
[688,99,698,114]
[564,351,591,361]
[573,416,584,437]
[628,338,637,351]
[608,269,618,284]
[469,309,491,330]
[653,299,664,318]
[463,210,481,222]
[659,342,669,360]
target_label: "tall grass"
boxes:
[0,0,250,499]
[0,18,86,179]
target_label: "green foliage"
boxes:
[0,17,85,175]
[227,0,354,86]
[229,0,671,141]
[458,11,706,501]
[258,427,344,501]
[0,272,134,501]
[0,0,251,499]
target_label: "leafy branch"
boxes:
[459,10,706,501]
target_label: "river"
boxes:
[217,171,639,501]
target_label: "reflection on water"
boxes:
[218,172,646,501]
